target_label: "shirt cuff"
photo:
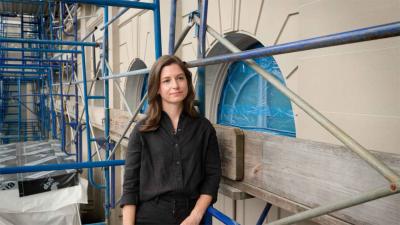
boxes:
[200,185,218,204]
[120,193,139,208]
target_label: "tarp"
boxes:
[0,178,88,225]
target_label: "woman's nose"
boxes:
[171,79,179,88]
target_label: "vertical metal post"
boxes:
[196,0,208,115]
[168,0,177,55]
[111,153,116,208]
[73,3,80,159]
[40,79,45,139]
[59,65,65,151]
[59,1,63,42]
[17,78,21,142]
[91,34,97,76]
[153,0,162,58]
[49,2,54,41]
[103,5,111,221]
[21,13,25,89]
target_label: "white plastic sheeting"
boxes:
[0,178,88,225]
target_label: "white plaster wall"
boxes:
[296,0,400,154]
[74,1,400,224]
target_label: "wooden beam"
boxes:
[223,178,351,225]
[241,130,400,225]
[214,124,244,180]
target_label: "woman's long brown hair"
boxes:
[139,55,198,132]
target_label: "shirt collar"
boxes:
[160,110,188,133]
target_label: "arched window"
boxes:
[125,59,148,113]
[218,43,296,137]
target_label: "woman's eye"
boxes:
[162,79,170,83]
[178,76,185,80]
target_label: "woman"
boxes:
[120,55,221,225]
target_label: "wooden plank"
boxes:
[214,124,244,181]
[219,183,253,200]
[223,178,351,225]
[242,130,400,225]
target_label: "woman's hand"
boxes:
[181,194,213,225]
[180,212,203,225]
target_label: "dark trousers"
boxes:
[136,196,204,225]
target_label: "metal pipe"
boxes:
[204,22,400,188]
[168,0,177,55]
[0,71,48,75]
[0,47,82,54]
[107,93,147,160]
[0,65,50,70]
[199,0,208,58]
[113,80,133,116]
[173,21,195,54]
[153,0,162,58]
[257,203,272,225]
[196,0,208,115]
[98,68,150,80]
[100,7,129,31]
[92,34,97,78]
[48,70,57,138]
[17,78,21,141]
[103,6,111,221]
[0,57,73,63]
[188,21,400,68]
[206,207,240,225]
[105,61,133,116]
[266,183,400,225]
[52,67,149,86]
[62,57,78,155]
[59,65,66,152]
[82,26,98,41]
[61,0,155,9]
[0,160,125,175]
[73,3,81,162]
[0,37,97,46]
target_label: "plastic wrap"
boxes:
[0,141,79,197]
[218,54,296,137]
[0,141,87,225]
[0,178,87,225]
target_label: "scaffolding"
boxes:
[0,1,399,225]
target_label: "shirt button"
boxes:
[174,143,178,148]
[176,161,180,165]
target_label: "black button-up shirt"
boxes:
[120,112,221,207]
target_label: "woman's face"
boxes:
[158,63,188,106]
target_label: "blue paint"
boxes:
[206,207,240,225]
